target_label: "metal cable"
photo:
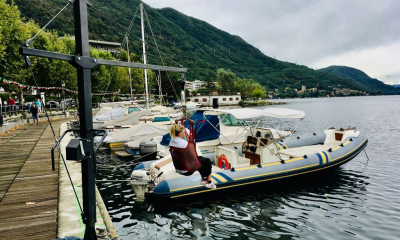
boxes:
[59,143,84,212]
[39,0,75,27]
[26,58,84,213]
[27,62,56,138]
[100,4,140,102]
[28,1,72,45]
[143,8,181,103]
[88,3,184,68]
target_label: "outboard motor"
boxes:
[139,141,157,161]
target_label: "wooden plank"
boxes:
[0,119,66,239]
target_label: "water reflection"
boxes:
[97,96,400,239]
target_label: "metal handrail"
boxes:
[50,128,107,170]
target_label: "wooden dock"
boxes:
[0,120,64,240]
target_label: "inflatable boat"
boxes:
[130,109,368,200]
[130,126,367,200]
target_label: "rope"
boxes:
[91,2,183,104]
[362,149,370,172]
[88,2,184,69]
[28,1,72,45]
[143,8,181,103]
[100,4,140,103]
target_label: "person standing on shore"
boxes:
[8,96,15,113]
[30,103,39,125]
[36,99,41,113]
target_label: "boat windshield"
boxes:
[128,107,141,114]
[152,117,170,122]
[220,113,248,126]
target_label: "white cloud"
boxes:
[310,40,400,84]
[142,0,400,84]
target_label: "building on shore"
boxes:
[186,92,241,107]
[185,80,206,91]
[59,36,121,55]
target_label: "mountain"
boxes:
[11,0,394,94]
[318,66,400,95]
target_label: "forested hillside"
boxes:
[319,66,400,95]
[9,0,397,94]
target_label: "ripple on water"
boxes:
[96,96,400,240]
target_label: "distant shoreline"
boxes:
[240,100,286,107]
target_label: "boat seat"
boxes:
[216,146,250,168]
[259,137,273,147]
[247,136,258,146]
[244,151,261,165]
[155,158,172,170]
[152,157,196,180]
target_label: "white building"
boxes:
[185,80,206,91]
[184,81,194,90]
[59,36,121,55]
[186,92,241,106]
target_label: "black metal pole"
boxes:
[73,0,97,239]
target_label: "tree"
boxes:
[90,49,116,93]
[159,71,180,102]
[118,49,158,96]
[234,78,255,99]
[252,88,265,101]
[217,68,236,92]
[0,0,32,101]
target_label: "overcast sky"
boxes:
[142,0,400,85]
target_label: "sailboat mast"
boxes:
[126,36,133,101]
[140,3,149,110]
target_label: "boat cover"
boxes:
[102,110,153,127]
[150,105,177,114]
[160,110,220,146]
[102,123,169,144]
[96,106,113,115]
[94,107,126,121]
[99,101,133,108]
[262,108,305,119]
[204,108,305,119]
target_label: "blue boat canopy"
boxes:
[160,110,220,146]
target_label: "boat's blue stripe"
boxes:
[277,143,287,149]
[217,172,233,182]
[322,151,329,163]
[211,175,222,184]
[317,153,323,165]
[167,138,368,199]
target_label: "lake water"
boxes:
[97,95,400,240]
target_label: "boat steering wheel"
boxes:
[242,142,249,153]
